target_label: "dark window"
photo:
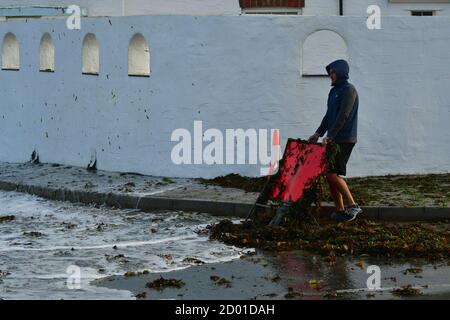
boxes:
[239,0,304,15]
[411,11,434,16]
[244,10,300,15]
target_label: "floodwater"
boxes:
[1,191,449,300]
[0,191,247,300]
[98,251,450,300]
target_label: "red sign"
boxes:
[268,139,327,203]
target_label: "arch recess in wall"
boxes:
[302,30,348,76]
[82,33,99,75]
[2,32,20,70]
[40,33,55,72]
[128,33,150,77]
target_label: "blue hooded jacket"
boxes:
[316,59,358,143]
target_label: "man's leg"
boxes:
[327,173,356,207]
[327,174,345,211]
[327,143,361,221]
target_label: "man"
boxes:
[309,59,362,222]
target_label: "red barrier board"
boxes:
[268,139,327,203]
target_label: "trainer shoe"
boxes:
[346,204,363,219]
[334,210,356,222]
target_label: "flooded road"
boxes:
[0,191,247,299]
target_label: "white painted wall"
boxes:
[0,0,240,16]
[124,0,240,15]
[303,0,339,15]
[0,15,449,178]
[1,0,450,16]
[0,0,122,16]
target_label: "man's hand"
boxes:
[308,133,320,143]
[322,136,333,146]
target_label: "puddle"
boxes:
[97,250,450,300]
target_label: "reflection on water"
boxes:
[267,251,450,299]
[0,191,247,300]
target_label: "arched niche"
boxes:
[82,33,99,75]
[40,33,55,72]
[2,32,20,70]
[302,30,348,76]
[128,33,150,77]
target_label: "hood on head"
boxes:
[326,59,349,81]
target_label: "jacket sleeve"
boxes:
[327,86,357,140]
[316,111,328,137]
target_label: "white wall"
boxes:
[303,0,339,15]
[0,0,240,16]
[1,0,450,16]
[124,0,240,15]
[0,15,449,178]
[0,0,122,16]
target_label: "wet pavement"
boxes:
[4,161,449,222]
[97,251,450,300]
[0,161,258,204]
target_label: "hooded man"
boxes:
[309,59,362,222]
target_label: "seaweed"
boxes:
[145,277,185,290]
[182,257,205,265]
[200,174,266,193]
[284,287,303,299]
[206,140,450,260]
[0,215,15,223]
[124,270,149,277]
[403,267,423,275]
[135,292,147,299]
[392,285,422,297]
[323,291,339,299]
[209,219,449,260]
[202,168,450,208]
[210,276,232,288]
[23,231,44,237]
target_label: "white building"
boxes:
[0,0,450,17]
